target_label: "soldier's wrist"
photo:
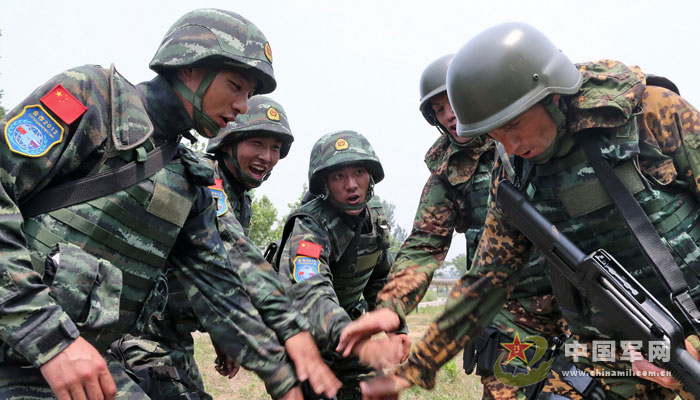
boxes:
[22,313,80,367]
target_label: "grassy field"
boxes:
[193,302,483,399]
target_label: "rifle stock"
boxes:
[496,180,700,396]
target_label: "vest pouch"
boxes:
[43,242,122,330]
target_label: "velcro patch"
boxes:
[293,256,320,283]
[4,104,64,157]
[297,240,322,258]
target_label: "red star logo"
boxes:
[501,332,533,364]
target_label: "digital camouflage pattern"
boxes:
[270,131,391,399]
[277,196,393,399]
[207,95,294,158]
[114,133,308,399]
[0,65,297,399]
[394,60,700,399]
[150,8,276,95]
[308,130,384,195]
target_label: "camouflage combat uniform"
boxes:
[391,60,700,400]
[114,97,307,400]
[0,66,298,399]
[275,131,392,400]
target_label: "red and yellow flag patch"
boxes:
[40,84,87,125]
[297,240,322,258]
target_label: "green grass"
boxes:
[193,304,483,399]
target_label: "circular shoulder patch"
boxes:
[266,107,280,121]
[293,256,320,282]
[334,138,349,151]
[4,104,64,157]
[264,42,273,63]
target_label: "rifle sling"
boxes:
[20,140,180,218]
[577,130,700,333]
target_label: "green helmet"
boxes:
[308,130,384,196]
[447,22,582,137]
[419,54,453,126]
[207,95,293,158]
[150,8,276,94]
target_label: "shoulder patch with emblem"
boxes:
[293,256,320,282]
[40,84,87,125]
[4,104,64,157]
[208,178,228,216]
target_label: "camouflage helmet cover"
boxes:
[149,8,276,94]
[419,54,454,126]
[207,95,293,158]
[308,130,384,195]
[447,22,582,137]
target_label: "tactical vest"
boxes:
[511,126,700,334]
[297,198,391,315]
[427,136,495,270]
[22,145,205,351]
[443,150,494,266]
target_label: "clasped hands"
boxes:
[336,308,414,399]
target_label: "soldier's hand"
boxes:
[360,375,411,400]
[39,336,116,400]
[353,336,404,370]
[630,339,700,389]
[213,343,240,379]
[285,331,342,398]
[388,333,411,363]
[278,385,303,400]
[336,308,400,357]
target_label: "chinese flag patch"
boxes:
[40,84,87,125]
[297,240,322,258]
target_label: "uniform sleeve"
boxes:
[376,174,458,322]
[278,216,352,352]
[394,175,531,389]
[0,67,111,367]
[216,210,310,343]
[636,85,700,199]
[169,189,297,399]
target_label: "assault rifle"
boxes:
[496,180,700,396]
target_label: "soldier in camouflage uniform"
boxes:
[339,23,700,400]
[375,54,532,399]
[0,9,330,400]
[274,131,405,399]
[113,96,340,399]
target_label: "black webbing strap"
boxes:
[577,130,700,335]
[20,140,180,218]
[273,211,322,271]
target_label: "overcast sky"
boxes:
[2,0,699,260]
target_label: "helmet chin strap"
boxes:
[323,177,375,212]
[222,142,269,189]
[171,69,221,137]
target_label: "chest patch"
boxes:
[293,256,320,283]
[4,105,64,157]
[208,179,228,217]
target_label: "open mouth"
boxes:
[221,115,235,127]
[247,164,268,178]
[520,149,533,158]
[346,194,361,204]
